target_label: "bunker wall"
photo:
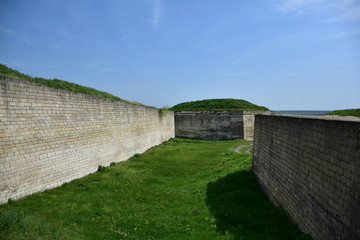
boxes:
[174,111,244,140]
[174,110,269,140]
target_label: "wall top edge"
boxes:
[0,76,159,111]
[258,114,360,123]
[174,110,271,114]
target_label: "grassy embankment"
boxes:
[0,138,311,240]
[0,63,144,105]
[170,98,269,111]
[325,109,360,118]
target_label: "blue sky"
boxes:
[0,0,359,110]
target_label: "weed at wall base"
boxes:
[97,165,106,172]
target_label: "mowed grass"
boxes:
[0,138,312,240]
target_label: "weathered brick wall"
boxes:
[174,110,269,140]
[252,114,360,240]
[0,77,174,204]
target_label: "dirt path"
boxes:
[234,142,253,154]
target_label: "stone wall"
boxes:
[252,114,360,240]
[243,113,256,140]
[174,110,269,140]
[0,77,175,204]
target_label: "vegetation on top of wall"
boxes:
[158,106,170,117]
[325,108,360,117]
[0,63,145,105]
[170,98,269,111]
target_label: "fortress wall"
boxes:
[174,111,244,140]
[174,110,269,140]
[252,114,360,240]
[242,111,269,140]
[0,77,175,204]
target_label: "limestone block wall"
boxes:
[252,114,360,240]
[0,77,175,204]
[243,112,257,140]
[174,110,269,140]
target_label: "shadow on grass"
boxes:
[206,170,312,240]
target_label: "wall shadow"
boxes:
[205,170,312,240]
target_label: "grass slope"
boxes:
[0,63,143,105]
[170,98,269,111]
[325,108,360,117]
[0,138,311,240]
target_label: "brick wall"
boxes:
[252,114,360,240]
[0,77,175,204]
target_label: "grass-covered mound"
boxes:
[325,108,360,117]
[170,98,269,111]
[0,63,143,105]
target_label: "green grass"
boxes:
[0,63,144,105]
[170,98,269,111]
[0,138,311,240]
[325,108,360,117]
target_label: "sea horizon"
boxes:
[272,110,331,115]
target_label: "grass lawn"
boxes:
[0,138,312,240]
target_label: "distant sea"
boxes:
[272,110,331,115]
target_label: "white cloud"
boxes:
[121,34,132,41]
[327,0,360,21]
[55,28,79,39]
[83,63,118,73]
[0,26,16,35]
[0,25,33,44]
[224,72,248,77]
[25,22,80,40]
[327,30,360,39]
[149,0,162,29]
[275,0,360,20]
[276,0,324,12]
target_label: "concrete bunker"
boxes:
[174,110,270,140]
